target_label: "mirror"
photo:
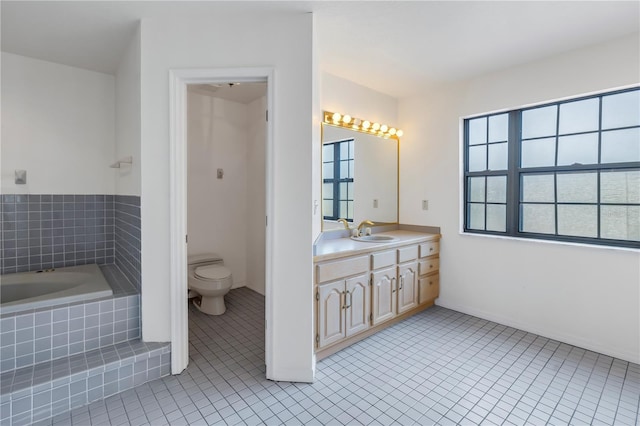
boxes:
[321,123,398,230]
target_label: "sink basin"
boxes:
[351,235,397,243]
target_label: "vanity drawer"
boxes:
[419,241,440,258]
[397,245,419,263]
[419,258,439,275]
[316,255,369,284]
[371,250,396,270]
[419,273,440,304]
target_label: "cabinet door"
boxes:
[397,261,418,314]
[345,274,370,337]
[317,281,345,348]
[371,267,396,325]
[419,273,440,305]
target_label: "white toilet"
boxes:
[188,254,233,315]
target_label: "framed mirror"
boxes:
[321,122,399,230]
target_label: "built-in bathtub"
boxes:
[0,264,113,315]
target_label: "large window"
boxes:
[464,87,640,248]
[323,139,354,222]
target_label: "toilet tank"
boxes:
[188,253,223,266]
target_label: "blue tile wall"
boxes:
[0,195,114,275]
[114,196,141,291]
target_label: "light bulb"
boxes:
[342,115,352,124]
[380,124,388,133]
[396,130,404,137]
[389,128,397,135]
[332,112,341,123]
[372,123,380,131]
[362,121,371,130]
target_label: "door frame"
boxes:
[168,67,274,375]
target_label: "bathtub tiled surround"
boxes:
[0,194,141,292]
[0,265,167,425]
[114,196,141,291]
[0,195,114,275]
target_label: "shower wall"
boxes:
[1,53,141,289]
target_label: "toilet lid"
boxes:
[195,264,231,280]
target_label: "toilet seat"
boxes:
[195,264,231,281]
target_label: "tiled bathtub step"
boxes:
[0,339,170,426]
[0,293,140,374]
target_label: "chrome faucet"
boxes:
[356,220,374,237]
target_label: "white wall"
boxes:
[115,27,141,196]
[1,52,115,194]
[247,95,267,295]
[399,33,640,363]
[139,12,314,381]
[187,91,248,289]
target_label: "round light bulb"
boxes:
[389,128,397,135]
[362,121,371,130]
[342,115,352,124]
[372,122,381,131]
[332,112,341,123]
[396,129,404,137]
[380,124,389,133]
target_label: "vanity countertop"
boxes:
[314,230,440,262]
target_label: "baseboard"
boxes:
[267,365,315,383]
[436,300,640,364]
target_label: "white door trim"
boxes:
[168,67,275,375]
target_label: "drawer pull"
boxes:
[429,247,434,252]
[429,264,433,269]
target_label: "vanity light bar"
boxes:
[323,111,403,140]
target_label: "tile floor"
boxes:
[38,288,639,425]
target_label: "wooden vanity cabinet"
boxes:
[315,235,441,356]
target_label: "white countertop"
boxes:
[314,230,440,262]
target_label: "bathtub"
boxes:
[0,264,113,315]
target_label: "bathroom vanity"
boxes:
[313,229,441,359]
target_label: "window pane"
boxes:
[322,183,333,197]
[323,162,334,178]
[468,117,487,145]
[323,144,334,159]
[468,204,485,230]
[468,177,485,202]
[488,142,508,170]
[488,114,508,142]
[348,141,354,159]
[339,182,349,200]
[486,204,506,232]
[340,142,349,159]
[557,133,598,166]
[601,128,640,164]
[559,98,599,135]
[468,145,487,172]
[522,105,557,139]
[340,161,350,178]
[557,205,597,238]
[347,182,354,200]
[339,201,348,218]
[602,91,640,129]
[347,201,354,219]
[486,176,506,203]
[521,137,556,168]
[521,204,555,234]
[323,200,333,217]
[522,174,554,202]
[601,170,640,204]
[557,172,597,203]
[349,159,354,177]
[601,206,640,241]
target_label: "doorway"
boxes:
[169,68,274,377]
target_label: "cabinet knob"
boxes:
[429,247,433,252]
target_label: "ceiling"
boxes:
[189,83,267,104]
[2,1,638,98]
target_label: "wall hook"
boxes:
[110,156,133,168]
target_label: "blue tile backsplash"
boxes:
[0,194,141,292]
